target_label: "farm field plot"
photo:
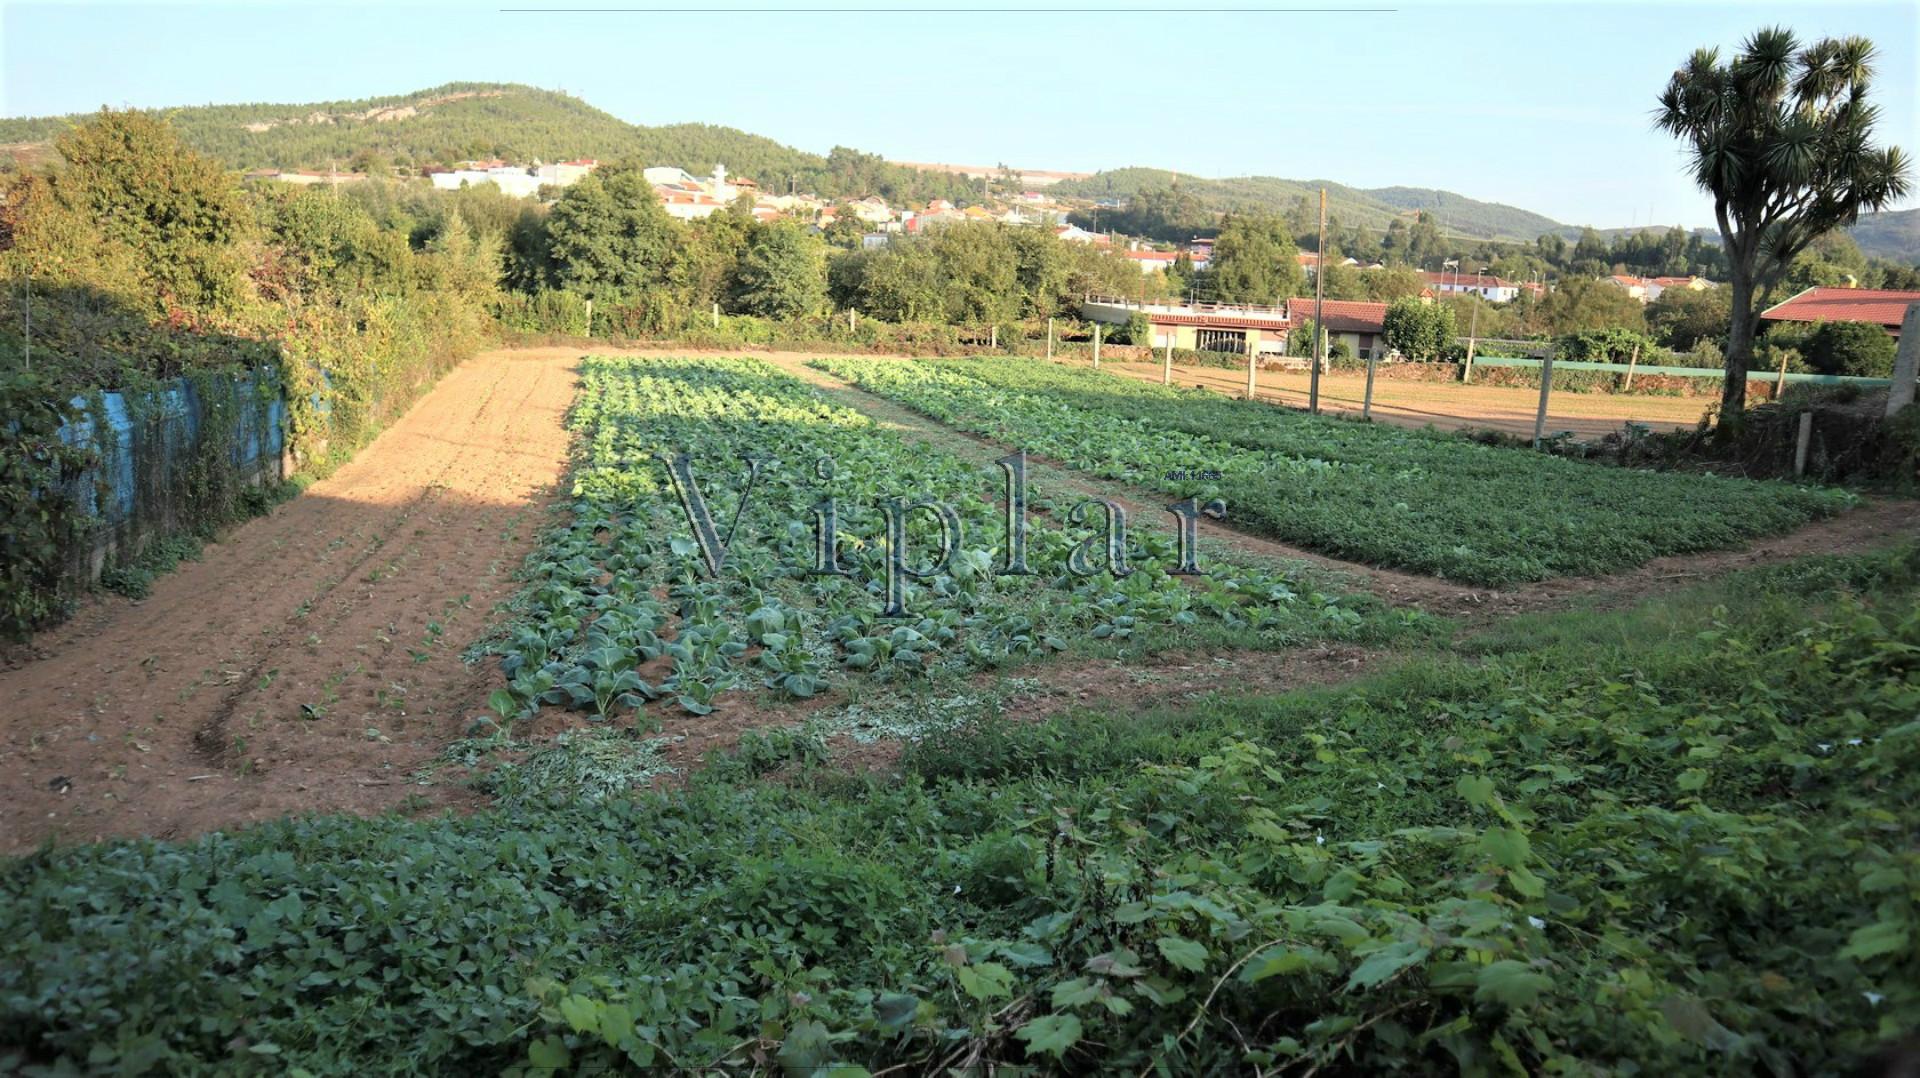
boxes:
[1096,359,1715,438]
[812,356,1851,586]
[479,355,1409,741]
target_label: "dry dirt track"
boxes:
[0,348,582,853]
[1092,358,1714,438]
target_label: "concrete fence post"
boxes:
[712,302,720,329]
[1888,303,1920,417]
[1623,343,1640,393]
[584,298,593,338]
[1163,335,1173,385]
[1532,354,1556,449]
[1795,411,1814,477]
[1245,333,1257,399]
[1046,317,1054,360]
[1093,324,1101,369]
[990,325,997,350]
[1363,351,1378,421]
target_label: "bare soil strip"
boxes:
[1090,357,1713,439]
[1,347,580,852]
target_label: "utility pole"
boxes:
[1310,188,1327,415]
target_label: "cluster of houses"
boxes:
[1601,274,1715,304]
[424,158,599,198]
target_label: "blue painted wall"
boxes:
[58,369,287,579]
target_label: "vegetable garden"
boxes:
[3,349,1916,1076]
[810,355,1851,585]
[483,356,1406,727]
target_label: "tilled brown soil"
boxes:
[0,348,581,852]
[1092,357,1713,438]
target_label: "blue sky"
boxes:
[3,0,1914,230]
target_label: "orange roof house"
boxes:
[1760,286,1920,341]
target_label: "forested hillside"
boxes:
[1849,208,1920,264]
[0,82,980,205]
[1048,167,1565,241]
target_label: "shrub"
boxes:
[1801,320,1898,378]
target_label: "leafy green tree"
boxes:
[672,211,753,310]
[729,221,825,319]
[1798,320,1897,377]
[1533,277,1648,335]
[1657,27,1910,416]
[1645,284,1731,350]
[545,162,681,302]
[50,109,253,317]
[1207,213,1304,305]
[1382,298,1455,360]
[822,213,868,250]
[1362,266,1428,304]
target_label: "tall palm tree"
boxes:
[1657,27,1909,420]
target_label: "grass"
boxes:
[2,543,1915,1074]
[810,355,1852,586]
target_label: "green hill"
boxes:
[0,82,976,204]
[1848,208,1920,265]
[1047,167,1566,241]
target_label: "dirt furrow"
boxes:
[0,348,581,851]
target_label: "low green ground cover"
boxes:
[482,356,1404,724]
[3,547,1915,1074]
[810,356,1850,586]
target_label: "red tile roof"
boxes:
[1285,298,1388,334]
[1760,286,1920,331]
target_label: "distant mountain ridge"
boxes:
[1849,208,1920,264]
[0,82,1913,262]
[1043,168,1567,243]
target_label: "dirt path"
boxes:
[0,347,582,852]
[1091,358,1712,438]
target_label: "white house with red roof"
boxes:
[1422,270,1521,303]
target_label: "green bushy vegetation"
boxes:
[3,546,1914,1073]
[811,356,1849,585]
[0,110,500,635]
[485,356,1406,723]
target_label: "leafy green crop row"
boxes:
[486,356,1396,723]
[809,356,1851,586]
[4,548,1915,1074]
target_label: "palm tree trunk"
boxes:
[1721,269,1755,419]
